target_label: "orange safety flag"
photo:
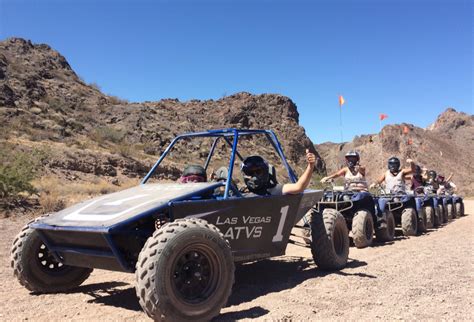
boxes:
[403,126,409,134]
[339,95,345,107]
[379,113,388,121]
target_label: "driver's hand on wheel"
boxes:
[321,176,329,183]
[369,183,376,189]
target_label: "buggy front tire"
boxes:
[310,208,349,270]
[375,210,395,242]
[401,208,418,236]
[10,220,92,293]
[351,210,374,248]
[135,218,234,321]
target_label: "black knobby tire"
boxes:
[309,208,349,270]
[434,205,442,227]
[455,202,464,217]
[440,204,448,223]
[11,217,93,293]
[417,207,427,233]
[447,203,454,220]
[375,210,395,242]
[425,206,435,229]
[135,218,234,321]
[351,210,374,248]
[401,208,418,236]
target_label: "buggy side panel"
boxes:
[171,190,323,262]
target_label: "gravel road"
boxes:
[1,200,472,321]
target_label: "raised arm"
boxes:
[401,158,416,176]
[320,168,347,183]
[282,149,315,195]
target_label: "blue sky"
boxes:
[1,0,472,143]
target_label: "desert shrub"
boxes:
[0,147,39,205]
[108,95,129,105]
[90,126,126,146]
[112,143,135,158]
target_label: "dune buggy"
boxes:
[11,129,350,321]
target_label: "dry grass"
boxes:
[33,176,139,209]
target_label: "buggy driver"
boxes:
[241,149,316,196]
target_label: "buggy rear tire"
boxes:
[10,219,92,293]
[375,210,395,242]
[310,208,349,270]
[417,207,427,233]
[425,206,435,229]
[455,202,464,217]
[135,218,234,321]
[351,210,374,248]
[401,208,417,236]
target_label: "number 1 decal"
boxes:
[272,205,289,242]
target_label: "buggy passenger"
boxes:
[178,165,207,183]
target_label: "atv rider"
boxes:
[320,151,368,191]
[370,157,416,193]
[241,149,316,196]
[408,165,426,194]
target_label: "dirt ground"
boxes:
[1,201,473,321]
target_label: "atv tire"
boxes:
[375,210,395,242]
[351,210,374,248]
[135,218,234,322]
[310,208,349,270]
[417,207,427,233]
[11,218,92,293]
[447,203,454,220]
[455,202,464,217]
[434,206,442,227]
[440,204,448,223]
[425,206,435,229]
[401,208,418,236]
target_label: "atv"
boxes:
[423,185,446,226]
[372,184,421,236]
[11,129,350,321]
[314,179,385,248]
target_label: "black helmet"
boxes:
[388,157,400,173]
[345,151,360,168]
[241,155,270,193]
[427,170,437,180]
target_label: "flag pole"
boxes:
[379,116,383,169]
[339,104,343,143]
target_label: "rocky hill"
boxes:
[316,108,474,195]
[0,37,324,196]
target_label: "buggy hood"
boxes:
[37,183,218,228]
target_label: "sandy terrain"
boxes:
[1,201,473,321]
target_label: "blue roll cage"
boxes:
[141,128,298,198]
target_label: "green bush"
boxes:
[0,148,39,205]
